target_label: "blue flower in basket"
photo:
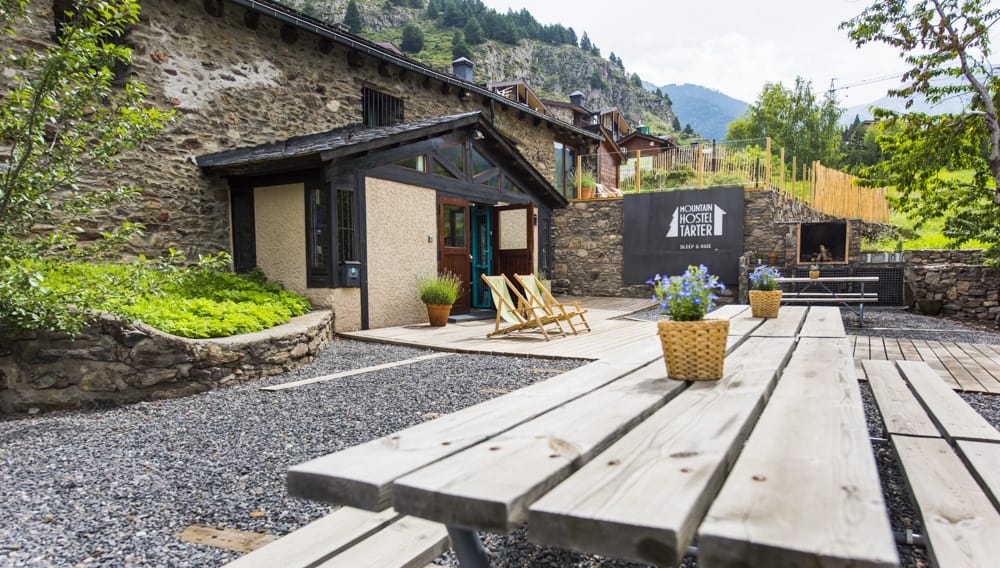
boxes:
[647,264,725,322]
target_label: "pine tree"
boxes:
[400,23,424,53]
[451,30,472,59]
[672,116,682,131]
[579,32,592,51]
[344,0,363,33]
[463,16,483,44]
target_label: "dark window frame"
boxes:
[362,86,404,127]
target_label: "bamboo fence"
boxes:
[583,137,889,223]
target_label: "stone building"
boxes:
[7,0,603,332]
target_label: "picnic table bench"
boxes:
[778,276,879,325]
[272,304,903,567]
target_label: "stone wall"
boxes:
[6,1,564,263]
[0,311,333,414]
[552,189,865,298]
[903,250,999,325]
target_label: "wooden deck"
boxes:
[341,296,1000,395]
[852,336,1000,394]
[340,297,657,361]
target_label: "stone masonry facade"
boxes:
[0,311,333,413]
[7,1,569,262]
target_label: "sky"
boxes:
[477,0,917,106]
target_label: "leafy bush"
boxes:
[641,165,696,189]
[11,263,311,339]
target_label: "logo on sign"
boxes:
[666,203,727,238]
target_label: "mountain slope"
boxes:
[661,84,748,141]
[277,0,677,134]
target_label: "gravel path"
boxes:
[2,306,998,567]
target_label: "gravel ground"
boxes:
[2,306,998,568]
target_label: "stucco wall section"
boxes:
[254,184,306,293]
[331,288,363,332]
[366,179,437,328]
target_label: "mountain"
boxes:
[840,92,972,126]
[660,84,748,141]
[276,0,678,135]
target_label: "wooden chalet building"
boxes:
[9,0,605,331]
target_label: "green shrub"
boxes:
[24,263,311,339]
[418,271,462,304]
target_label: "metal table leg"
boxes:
[447,526,492,568]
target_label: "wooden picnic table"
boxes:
[778,276,879,325]
[286,305,899,567]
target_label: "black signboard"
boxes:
[623,187,745,286]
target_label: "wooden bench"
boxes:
[864,360,1000,567]
[222,507,449,568]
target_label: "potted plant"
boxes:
[417,271,462,327]
[809,264,820,279]
[648,265,728,380]
[579,172,597,200]
[748,265,782,318]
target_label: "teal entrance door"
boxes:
[471,205,493,309]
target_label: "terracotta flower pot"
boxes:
[580,186,595,200]
[425,303,452,327]
[749,290,782,318]
[657,319,729,380]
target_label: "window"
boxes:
[336,189,357,263]
[362,87,403,127]
[554,142,577,199]
[306,185,332,287]
[442,204,467,248]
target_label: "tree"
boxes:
[343,0,363,33]
[400,23,424,53]
[0,0,193,335]
[579,31,592,52]
[451,30,472,60]
[725,77,842,167]
[842,0,1000,263]
[463,15,483,45]
[672,116,682,131]
[683,123,695,135]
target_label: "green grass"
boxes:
[42,264,311,338]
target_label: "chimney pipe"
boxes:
[452,57,474,82]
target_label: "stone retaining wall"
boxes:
[903,250,999,325]
[0,311,333,414]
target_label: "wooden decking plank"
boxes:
[698,337,898,568]
[883,338,905,361]
[896,361,1000,443]
[956,440,1000,513]
[924,340,982,392]
[909,339,961,389]
[223,507,400,568]
[526,337,797,566]
[954,343,1000,394]
[854,335,871,361]
[314,515,449,568]
[751,305,807,337]
[287,346,664,511]
[868,337,888,360]
[718,306,765,337]
[892,436,1000,568]
[940,342,994,393]
[798,306,845,338]
[390,360,688,533]
[897,338,923,361]
[967,343,1000,367]
[862,360,940,438]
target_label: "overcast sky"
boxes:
[477,0,918,105]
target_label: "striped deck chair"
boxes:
[480,274,565,341]
[514,273,591,335]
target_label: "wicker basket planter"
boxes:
[749,290,782,318]
[809,270,820,279]
[657,319,729,381]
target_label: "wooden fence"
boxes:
[586,137,889,224]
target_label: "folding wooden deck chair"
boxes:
[514,273,591,335]
[480,274,565,341]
